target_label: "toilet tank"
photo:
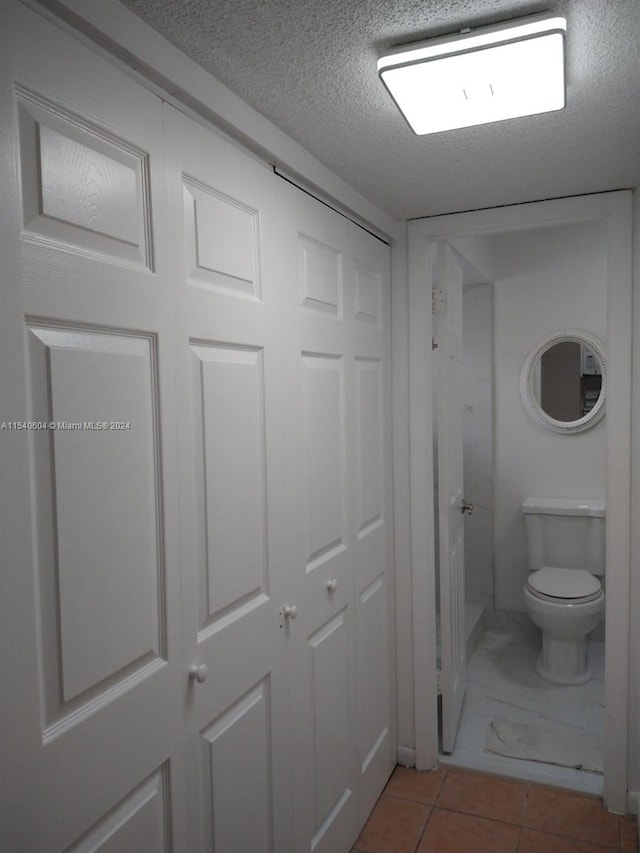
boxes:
[522,498,606,576]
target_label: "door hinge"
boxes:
[432,288,446,313]
[436,669,447,696]
[432,337,438,350]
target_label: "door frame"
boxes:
[434,244,467,755]
[407,191,633,813]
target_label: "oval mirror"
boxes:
[520,330,606,434]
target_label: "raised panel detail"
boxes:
[301,354,346,571]
[191,343,268,629]
[39,126,137,244]
[27,324,163,731]
[183,177,260,299]
[355,359,383,533]
[354,260,382,326]
[357,578,389,776]
[299,234,342,317]
[201,680,272,853]
[65,766,170,853]
[309,612,353,843]
[18,91,151,268]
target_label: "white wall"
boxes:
[391,223,416,759]
[492,221,607,612]
[462,282,494,610]
[627,188,640,799]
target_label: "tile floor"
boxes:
[445,629,605,795]
[353,765,638,853]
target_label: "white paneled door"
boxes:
[435,244,467,754]
[164,105,295,853]
[0,4,394,851]
[0,4,187,850]
[283,191,395,852]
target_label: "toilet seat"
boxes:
[526,566,602,604]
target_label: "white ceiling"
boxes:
[118,0,640,220]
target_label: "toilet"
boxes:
[522,498,605,685]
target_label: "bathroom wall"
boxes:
[627,188,640,802]
[491,220,607,613]
[462,281,494,611]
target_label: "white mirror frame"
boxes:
[519,329,607,434]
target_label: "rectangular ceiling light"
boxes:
[378,13,566,135]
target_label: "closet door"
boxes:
[349,224,396,824]
[0,4,187,850]
[164,106,295,853]
[283,190,395,852]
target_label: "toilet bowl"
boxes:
[524,567,604,684]
[522,498,605,685]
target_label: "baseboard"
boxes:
[396,745,416,767]
[626,790,640,849]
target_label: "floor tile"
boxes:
[435,766,527,824]
[383,765,447,805]
[417,808,520,853]
[355,794,430,853]
[519,827,617,853]
[524,784,619,848]
[620,814,639,852]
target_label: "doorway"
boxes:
[407,192,633,813]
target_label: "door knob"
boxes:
[282,604,298,620]
[188,664,208,683]
[461,500,474,516]
[326,578,337,593]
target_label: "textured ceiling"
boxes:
[119,0,640,220]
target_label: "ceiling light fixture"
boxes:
[377,13,566,135]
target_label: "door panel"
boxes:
[309,612,353,824]
[0,5,186,849]
[67,766,171,853]
[301,352,348,571]
[191,343,268,624]
[17,93,152,269]
[299,232,343,316]
[164,104,294,853]
[286,197,395,851]
[354,356,385,591]
[27,326,162,718]
[356,577,390,779]
[183,176,261,297]
[199,679,273,852]
[350,234,395,821]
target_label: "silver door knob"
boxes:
[326,578,338,593]
[188,664,208,683]
[461,500,474,516]
[282,605,298,620]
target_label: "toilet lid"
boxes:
[527,567,601,600]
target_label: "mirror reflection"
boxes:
[532,342,602,422]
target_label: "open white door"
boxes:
[434,243,468,754]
